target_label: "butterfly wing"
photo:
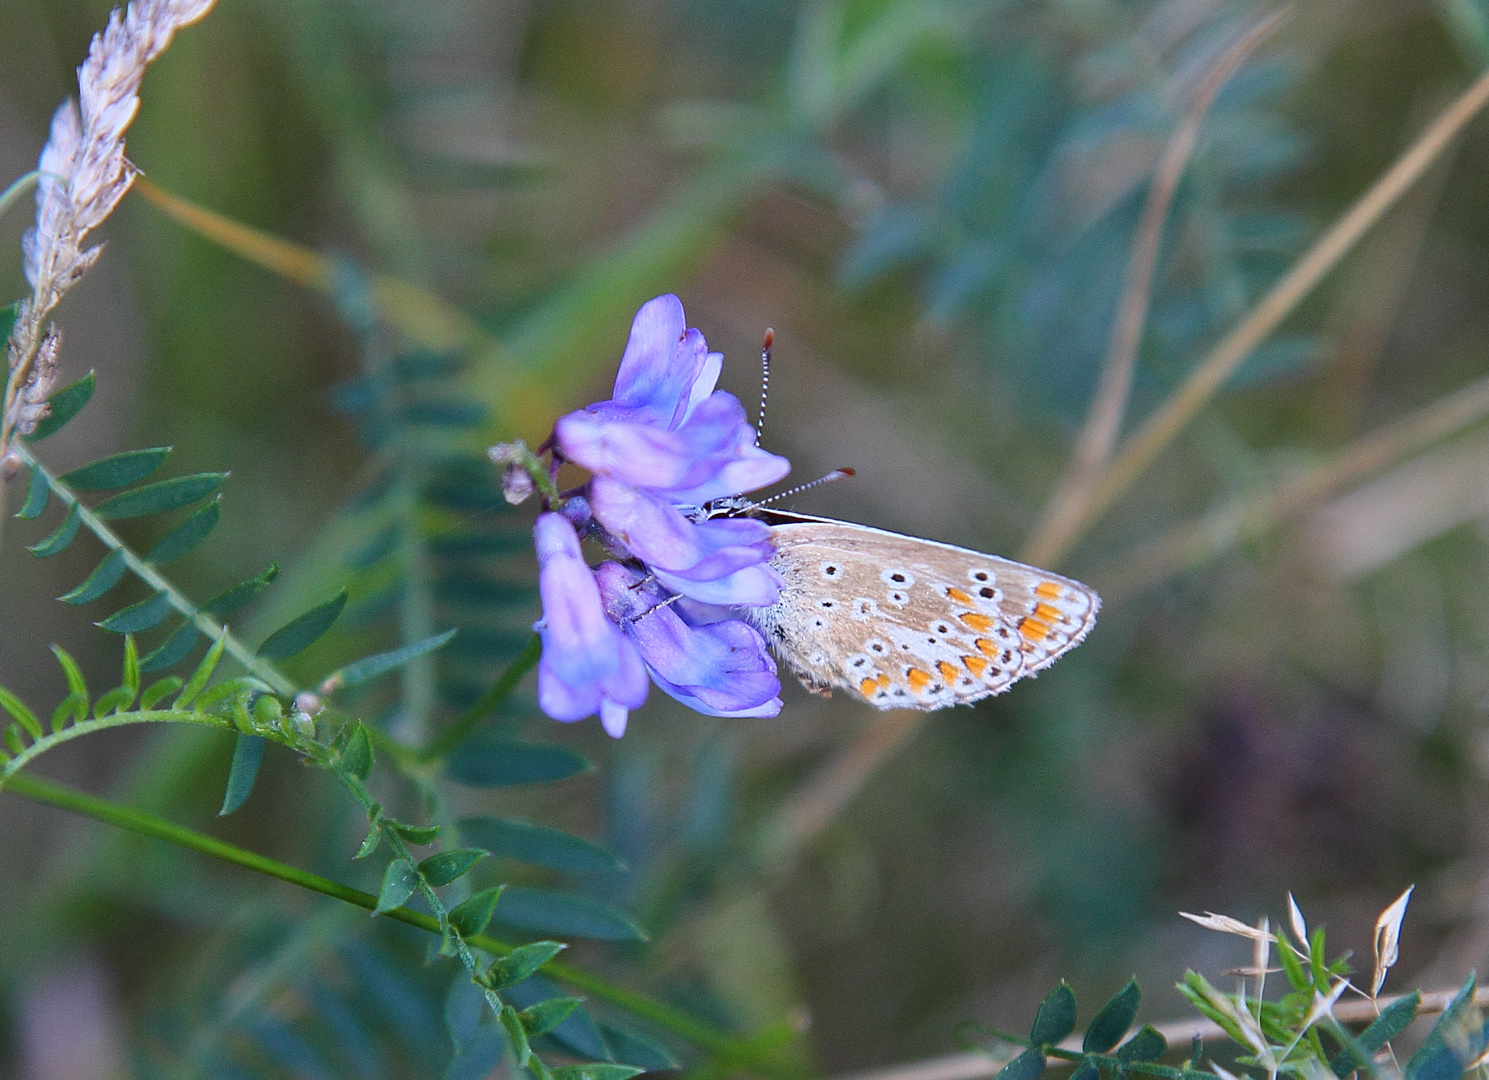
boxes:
[742,516,1099,711]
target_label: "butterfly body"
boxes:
[738,511,1100,710]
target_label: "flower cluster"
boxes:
[510,294,791,737]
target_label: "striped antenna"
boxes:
[754,468,855,507]
[756,328,773,443]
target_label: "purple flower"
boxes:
[532,513,649,738]
[553,295,790,504]
[521,294,795,734]
[587,478,782,606]
[595,562,781,718]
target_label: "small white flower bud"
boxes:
[293,691,323,715]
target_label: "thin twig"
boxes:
[1028,8,1291,564]
[1022,59,1489,569]
[1098,369,1489,597]
[826,987,1489,1080]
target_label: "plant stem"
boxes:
[1022,59,1489,568]
[0,771,774,1067]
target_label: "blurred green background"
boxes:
[5,0,1489,1078]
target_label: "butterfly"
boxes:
[735,509,1100,710]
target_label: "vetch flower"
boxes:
[511,294,795,735]
[595,563,781,718]
[553,294,789,503]
[532,513,649,738]
[587,477,781,606]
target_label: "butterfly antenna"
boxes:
[755,468,855,507]
[756,328,773,444]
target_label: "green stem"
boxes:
[417,633,540,762]
[0,771,774,1067]
[12,444,297,697]
[1,709,233,785]
[0,170,39,223]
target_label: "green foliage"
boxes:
[23,369,93,441]
[93,471,226,519]
[481,941,568,991]
[448,886,505,937]
[417,847,487,887]
[1030,983,1078,1046]
[219,734,266,815]
[445,737,592,787]
[57,446,171,490]
[257,588,347,659]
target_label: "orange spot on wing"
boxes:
[962,654,988,678]
[906,668,932,692]
[876,673,891,690]
[946,587,973,604]
[1035,581,1063,600]
[1019,616,1051,642]
[960,611,994,632]
[1034,602,1062,623]
[975,638,998,657]
[937,660,959,683]
[860,677,879,698]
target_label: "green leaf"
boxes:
[492,886,647,942]
[59,447,171,490]
[27,501,81,556]
[599,1022,680,1071]
[417,848,487,887]
[1277,939,1309,992]
[257,589,347,660]
[458,816,621,875]
[329,628,457,691]
[1117,1026,1167,1064]
[341,722,374,780]
[93,686,134,717]
[481,941,566,990]
[355,820,382,859]
[995,1048,1046,1080]
[546,1065,643,1080]
[51,644,88,702]
[520,997,584,1037]
[175,631,227,708]
[17,463,47,518]
[140,622,198,672]
[1031,983,1078,1046]
[1405,975,1480,1080]
[1069,1062,1100,1080]
[387,821,440,845]
[94,473,227,520]
[49,693,86,733]
[58,549,129,604]
[0,686,42,740]
[445,737,592,788]
[374,859,418,914]
[5,724,25,755]
[201,564,280,618]
[122,634,140,697]
[1084,980,1140,1054]
[449,886,506,938]
[24,370,94,441]
[219,735,265,815]
[1360,991,1420,1051]
[97,591,173,633]
[500,1005,533,1067]
[146,498,220,564]
[140,676,184,710]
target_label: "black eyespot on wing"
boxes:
[972,571,989,582]
[890,572,907,583]
[979,586,995,599]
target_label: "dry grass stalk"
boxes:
[1,0,217,462]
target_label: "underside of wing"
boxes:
[747,519,1099,711]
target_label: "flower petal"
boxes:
[596,563,781,716]
[610,295,715,427]
[532,513,649,723]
